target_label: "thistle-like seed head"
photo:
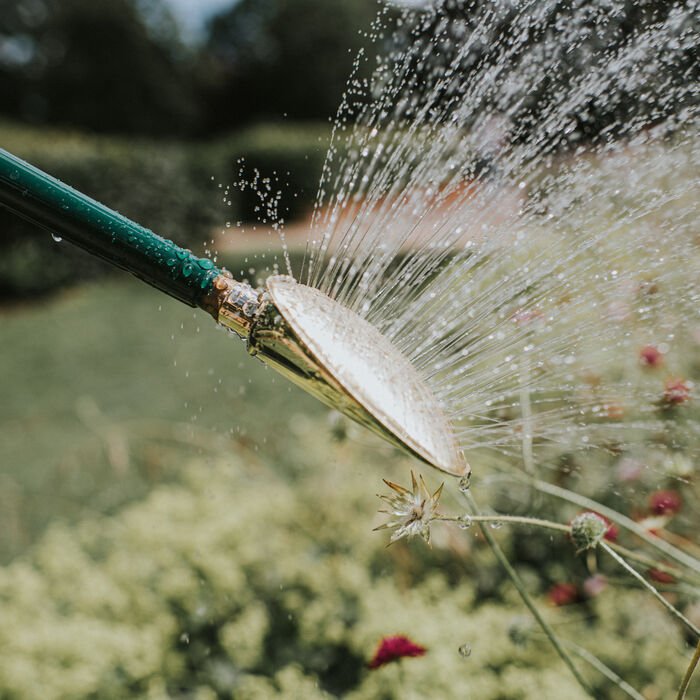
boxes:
[375,471,444,545]
[570,512,608,553]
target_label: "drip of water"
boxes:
[296,0,699,485]
[458,643,472,658]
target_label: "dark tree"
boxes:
[203,0,381,130]
[0,0,199,136]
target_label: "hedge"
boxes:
[0,451,684,699]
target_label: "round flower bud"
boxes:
[570,512,608,553]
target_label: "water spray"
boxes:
[0,148,468,478]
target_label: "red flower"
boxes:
[662,378,691,405]
[639,345,663,368]
[547,582,579,606]
[368,635,427,669]
[601,516,619,542]
[648,568,675,584]
[649,490,682,516]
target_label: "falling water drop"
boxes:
[458,474,471,492]
[50,233,62,243]
[458,644,472,658]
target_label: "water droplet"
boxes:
[458,644,472,658]
[458,514,472,530]
[51,233,62,243]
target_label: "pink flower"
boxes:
[663,378,691,405]
[639,345,663,368]
[615,458,644,483]
[583,574,608,598]
[649,490,682,516]
[368,635,427,669]
[547,582,579,606]
[512,308,544,326]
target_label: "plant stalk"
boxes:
[461,491,594,696]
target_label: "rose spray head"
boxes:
[217,274,468,478]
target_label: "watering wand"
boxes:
[0,148,467,477]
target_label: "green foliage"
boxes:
[0,0,197,135]
[204,0,380,129]
[0,453,685,699]
[0,277,321,563]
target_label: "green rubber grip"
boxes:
[0,148,222,308]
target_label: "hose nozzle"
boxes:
[216,274,469,478]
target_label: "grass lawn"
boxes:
[0,270,327,561]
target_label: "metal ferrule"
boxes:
[216,278,263,338]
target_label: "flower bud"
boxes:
[570,512,608,553]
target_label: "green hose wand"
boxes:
[0,148,467,478]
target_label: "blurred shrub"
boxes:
[0,121,331,299]
[0,453,685,699]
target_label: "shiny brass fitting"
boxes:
[213,274,468,478]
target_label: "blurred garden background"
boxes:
[1,1,698,698]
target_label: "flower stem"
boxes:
[562,639,645,700]
[532,479,700,575]
[678,639,700,700]
[605,541,700,588]
[519,355,536,478]
[439,513,700,588]
[600,542,700,638]
[461,491,594,696]
[437,513,570,534]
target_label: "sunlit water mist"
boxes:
[284,0,700,489]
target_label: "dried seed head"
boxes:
[375,472,443,545]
